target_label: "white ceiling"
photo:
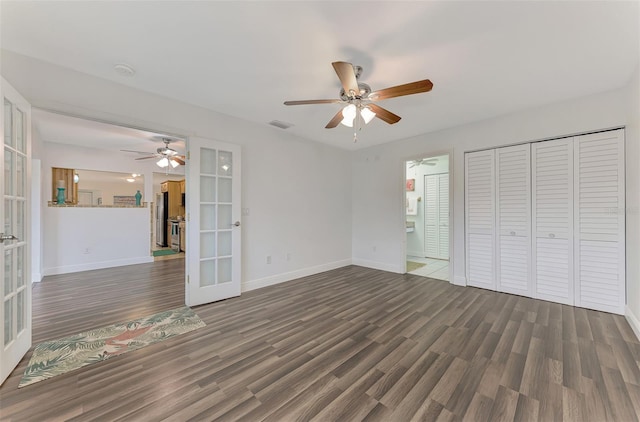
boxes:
[2,1,638,151]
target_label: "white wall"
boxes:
[353,87,628,284]
[30,126,44,282]
[625,65,640,337]
[40,142,160,274]
[2,51,352,287]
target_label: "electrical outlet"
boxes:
[266,255,272,264]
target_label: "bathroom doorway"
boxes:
[405,153,451,281]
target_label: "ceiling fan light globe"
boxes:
[169,158,180,168]
[361,107,376,124]
[157,157,169,168]
[340,104,356,127]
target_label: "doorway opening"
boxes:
[151,173,186,261]
[405,153,451,281]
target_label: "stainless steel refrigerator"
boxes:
[156,192,168,247]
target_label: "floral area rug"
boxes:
[19,306,205,387]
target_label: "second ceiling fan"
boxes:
[284,61,433,138]
[121,138,185,168]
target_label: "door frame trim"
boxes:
[401,149,453,282]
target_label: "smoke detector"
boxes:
[114,63,136,77]
[269,120,294,130]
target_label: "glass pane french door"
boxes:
[1,77,31,386]
[186,137,241,307]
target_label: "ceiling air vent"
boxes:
[269,120,294,130]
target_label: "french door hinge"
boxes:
[187,275,190,284]
[187,151,190,160]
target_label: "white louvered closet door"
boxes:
[532,138,574,305]
[496,144,531,296]
[574,129,625,314]
[438,173,450,259]
[424,173,449,260]
[425,174,439,258]
[465,150,496,290]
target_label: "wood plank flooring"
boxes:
[1,260,640,421]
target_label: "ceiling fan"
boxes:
[284,61,433,141]
[409,158,438,168]
[121,138,185,168]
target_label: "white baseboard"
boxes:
[453,275,467,287]
[351,258,404,274]
[242,259,352,292]
[43,256,154,276]
[625,306,640,342]
[406,250,425,258]
[32,272,43,283]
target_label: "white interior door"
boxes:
[532,138,574,305]
[1,78,31,385]
[465,150,496,290]
[496,144,531,296]
[186,136,241,307]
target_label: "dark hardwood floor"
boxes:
[1,260,640,421]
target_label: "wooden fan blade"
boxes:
[172,157,185,166]
[332,61,359,97]
[284,99,342,106]
[325,110,344,128]
[135,156,157,160]
[368,79,433,101]
[121,149,154,155]
[368,103,401,124]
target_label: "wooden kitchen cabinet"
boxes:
[162,180,182,218]
[52,167,78,204]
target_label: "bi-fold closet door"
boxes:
[496,144,531,296]
[465,129,625,314]
[531,138,574,305]
[465,145,531,295]
[424,173,449,260]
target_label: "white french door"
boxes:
[186,136,241,307]
[1,78,31,386]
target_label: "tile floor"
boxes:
[407,255,450,281]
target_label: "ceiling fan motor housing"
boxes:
[340,82,372,101]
